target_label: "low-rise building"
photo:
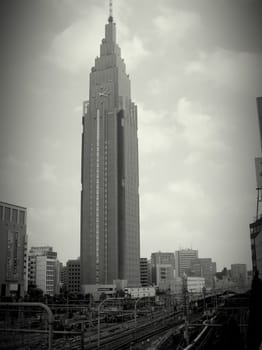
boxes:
[140,258,152,286]
[190,258,216,288]
[230,264,247,287]
[85,284,116,301]
[171,276,205,295]
[124,286,155,298]
[151,252,175,283]
[156,264,175,291]
[151,252,175,289]
[187,276,205,294]
[28,246,60,296]
[35,255,60,296]
[66,259,80,293]
[214,275,236,291]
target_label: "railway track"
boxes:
[84,311,185,349]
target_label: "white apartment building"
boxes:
[35,256,60,296]
[28,246,60,296]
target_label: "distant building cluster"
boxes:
[0,200,252,300]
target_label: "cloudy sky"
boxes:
[1,0,262,270]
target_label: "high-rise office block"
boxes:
[175,249,198,277]
[0,202,28,297]
[250,97,262,278]
[257,97,262,152]
[80,8,140,292]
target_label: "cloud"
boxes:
[47,9,104,73]
[146,79,162,96]
[0,156,30,205]
[138,96,228,161]
[140,178,214,256]
[138,103,176,155]
[2,0,256,270]
[185,48,262,93]
[120,36,150,71]
[154,8,201,40]
[175,97,228,153]
[167,180,205,199]
[28,205,79,262]
[47,4,150,74]
[38,162,57,184]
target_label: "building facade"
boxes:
[171,276,205,295]
[230,264,247,287]
[187,277,205,294]
[28,246,60,296]
[151,252,176,285]
[124,286,155,299]
[175,249,198,277]
[140,258,152,287]
[81,10,140,292]
[0,202,28,297]
[156,264,175,291]
[66,259,81,293]
[190,258,216,288]
[35,256,60,296]
[250,97,262,278]
[28,246,53,287]
[250,218,262,276]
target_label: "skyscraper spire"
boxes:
[108,0,113,22]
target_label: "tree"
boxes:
[99,292,107,301]
[28,287,44,302]
[116,289,125,298]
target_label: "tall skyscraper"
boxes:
[0,201,28,297]
[80,6,140,292]
[250,97,262,278]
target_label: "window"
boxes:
[12,209,18,224]
[0,206,3,220]
[4,207,11,222]
[19,211,25,225]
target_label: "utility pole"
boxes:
[182,273,189,346]
[203,286,207,316]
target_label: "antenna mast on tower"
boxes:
[108,0,113,22]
